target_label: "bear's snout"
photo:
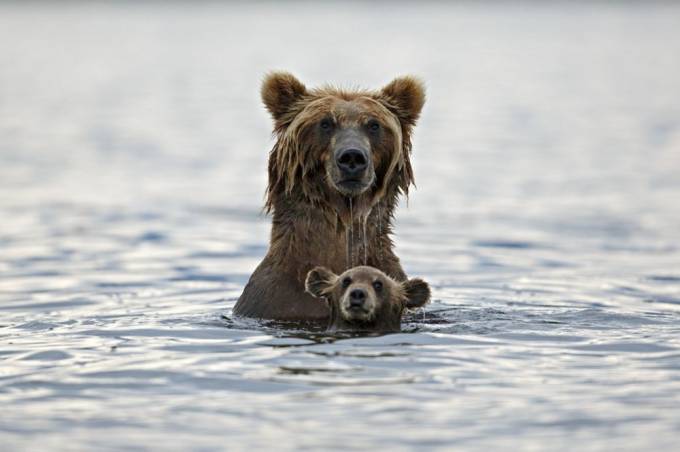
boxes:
[348,288,367,308]
[329,127,374,196]
[340,284,376,322]
[336,148,369,178]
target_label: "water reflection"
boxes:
[2,1,680,451]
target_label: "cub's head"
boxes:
[305,266,430,332]
[261,72,425,210]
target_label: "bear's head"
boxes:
[261,72,425,213]
[305,265,430,332]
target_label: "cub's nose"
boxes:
[336,149,368,176]
[349,288,367,308]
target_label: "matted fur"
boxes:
[263,75,424,216]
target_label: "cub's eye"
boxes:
[342,277,352,288]
[372,280,383,292]
[367,120,380,132]
[320,119,333,130]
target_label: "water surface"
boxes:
[1,2,680,450]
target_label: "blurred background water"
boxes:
[1,1,680,450]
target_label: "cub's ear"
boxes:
[378,76,426,127]
[261,71,308,123]
[403,278,431,309]
[305,266,337,299]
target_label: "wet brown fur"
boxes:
[234,72,426,323]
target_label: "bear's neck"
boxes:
[267,190,404,283]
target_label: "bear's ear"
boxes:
[378,76,426,127]
[305,266,337,299]
[261,71,308,123]
[403,278,431,309]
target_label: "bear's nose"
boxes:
[336,149,368,176]
[349,288,366,308]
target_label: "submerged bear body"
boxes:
[234,72,426,323]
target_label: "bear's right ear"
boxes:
[378,76,426,128]
[305,266,337,299]
[261,71,308,123]
[403,278,431,309]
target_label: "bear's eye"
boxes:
[320,119,333,131]
[342,277,352,288]
[372,280,383,292]
[367,120,380,133]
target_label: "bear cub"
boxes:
[305,266,430,332]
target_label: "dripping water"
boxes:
[376,203,384,264]
[362,214,368,266]
[346,197,354,268]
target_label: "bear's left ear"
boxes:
[305,266,337,299]
[378,76,426,127]
[261,71,308,124]
[403,278,431,309]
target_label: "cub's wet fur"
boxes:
[305,266,430,332]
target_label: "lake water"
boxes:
[1,2,680,450]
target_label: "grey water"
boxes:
[2,2,680,450]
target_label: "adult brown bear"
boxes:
[233,72,425,323]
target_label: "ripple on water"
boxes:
[1,2,680,451]
[20,351,73,361]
